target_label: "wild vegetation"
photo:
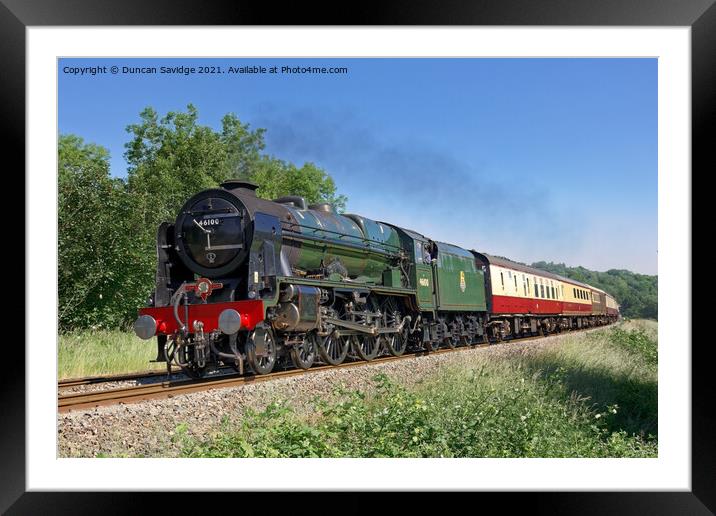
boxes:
[58,330,165,379]
[177,322,657,458]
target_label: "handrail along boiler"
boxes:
[134,180,620,377]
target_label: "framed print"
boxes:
[4,0,711,512]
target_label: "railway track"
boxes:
[58,368,181,389]
[57,365,236,389]
[58,325,609,413]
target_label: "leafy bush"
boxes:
[607,328,658,368]
[179,353,657,458]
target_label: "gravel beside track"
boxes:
[57,329,602,457]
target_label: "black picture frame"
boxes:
[5,0,709,513]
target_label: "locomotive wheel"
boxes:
[382,305,408,356]
[290,333,318,370]
[246,326,278,375]
[445,324,461,349]
[427,339,440,352]
[444,335,457,349]
[318,331,350,366]
[382,329,408,356]
[352,334,381,361]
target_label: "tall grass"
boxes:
[178,322,658,458]
[58,330,164,379]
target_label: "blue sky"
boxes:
[58,58,657,274]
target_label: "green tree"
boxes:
[58,135,148,330]
[248,157,347,211]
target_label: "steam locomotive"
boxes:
[133,180,619,378]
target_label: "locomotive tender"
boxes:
[133,180,619,377]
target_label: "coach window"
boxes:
[540,284,545,298]
[500,272,504,289]
[552,286,556,298]
[514,275,518,291]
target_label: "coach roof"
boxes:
[475,252,595,290]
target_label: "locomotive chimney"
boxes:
[220,180,259,196]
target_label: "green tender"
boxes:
[433,242,486,312]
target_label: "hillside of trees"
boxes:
[531,262,657,320]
